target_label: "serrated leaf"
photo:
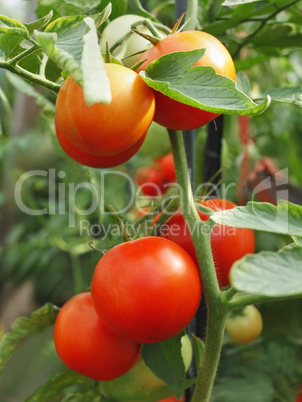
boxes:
[81,17,111,105]
[24,10,54,35]
[34,30,83,84]
[264,86,302,108]
[222,0,260,5]
[140,49,270,116]
[230,245,302,297]
[141,333,186,399]
[0,303,59,371]
[25,371,95,402]
[210,200,302,236]
[0,14,28,30]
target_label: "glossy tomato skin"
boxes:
[56,63,155,156]
[91,237,202,344]
[55,118,147,168]
[54,292,141,381]
[136,31,236,130]
[156,199,255,288]
[225,305,263,345]
[135,165,165,197]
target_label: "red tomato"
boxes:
[158,396,185,402]
[54,292,140,381]
[55,118,147,168]
[296,387,302,402]
[155,199,255,288]
[135,166,165,197]
[56,63,155,156]
[91,237,202,344]
[136,30,236,130]
[156,152,176,183]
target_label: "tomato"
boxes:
[136,30,236,130]
[155,198,255,288]
[54,292,141,381]
[56,63,155,156]
[139,121,171,159]
[156,152,176,183]
[225,305,263,345]
[91,237,202,344]
[135,166,165,197]
[295,386,302,402]
[100,14,166,68]
[158,396,185,402]
[55,118,147,168]
[99,333,192,401]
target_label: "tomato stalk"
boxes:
[168,129,227,401]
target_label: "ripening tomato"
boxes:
[135,166,165,197]
[158,396,185,402]
[55,118,147,168]
[91,237,202,344]
[295,386,302,402]
[155,199,255,288]
[156,152,176,183]
[54,292,140,381]
[56,63,155,156]
[225,305,263,345]
[136,30,236,130]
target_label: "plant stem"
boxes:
[185,0,199,31]
[0,59,61,93]
[133,0,160,22]
[168,129,225,400]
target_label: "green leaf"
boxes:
[25,370,95,402]
[140,49,270,116]
[236,71,250,95]
[24,10,54,35]
[210,201,302,236]
[230,245,302,297]
[0,303,59,372]
[100,0,127,20]
[81,17,111,105]
[34,29,83,84]
[292,236,302,246]
[251,25,302,48]
[191,334,205,370]
[141,333,186,400]
[264,86,302,108]
[0,27,29,38]
[0,14,28,30]
[222,0,260,5]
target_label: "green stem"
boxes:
[192,305,228,402]
[226,291,301,309]
[0,59,61,93]
[133,0,160,22]
[168,129,224,401]
[184,0,199,31]
[8,45,40,65]
[233,0,300,58]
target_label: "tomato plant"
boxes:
[99,333,192,400]
[155,199,255,288]
[54,292,141,381]
[56,63,155,156]
[136,30,236,130]
[139,121,171,159]
[100,14,166,67]
[91,237,202,343]
[225,305,263,345]
[159,396,185,402]
[55,118,147,168]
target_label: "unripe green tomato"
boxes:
[100,14,166,67]
[225,305,263,345]
[99,334,192,401]
[139,121,171,159]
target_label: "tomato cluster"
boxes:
[136,152,176,196]
[154,198,255,288]
[54,237,201,380]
